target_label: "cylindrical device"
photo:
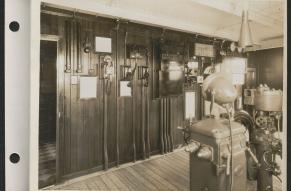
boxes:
[254,85,282,111]
[255,142,273,191]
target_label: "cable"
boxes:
[233,110,255,133]
[274,175,282,183]
[226,106,233,191]
[263,150,272,168]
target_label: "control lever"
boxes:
[222,153,231,175]
[197,146,212,161]
[210,91,215,116]
[177,126,191,144]
[226,154,231,175]
[246,147,260,167]
[177,126,185,130]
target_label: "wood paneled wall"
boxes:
[248,47,283,90]
[40,8,206,180]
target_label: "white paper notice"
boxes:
[120,81,132,96]
[185,91,196,119]
[79,77,97,99]
[95,37,112,53]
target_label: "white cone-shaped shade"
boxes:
[238,10,254,48]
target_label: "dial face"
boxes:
[230,42,236,52]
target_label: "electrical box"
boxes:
[245,68,256,88]
[194,43,215,58]
[243,89,256,105]
[152,40,186,99]
[159,58,184,97]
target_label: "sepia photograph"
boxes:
[4,0,287,191]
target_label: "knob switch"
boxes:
[185,141,200,153]
[197,146,212,160]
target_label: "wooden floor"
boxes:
[45,150,282,191]
[39,141,56,188]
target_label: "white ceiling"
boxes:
[42,0,285,48]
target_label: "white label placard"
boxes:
[79,77,97,99]
[120,81,132,96]
[195,43,214,57]
[95,36,112,53]
[221,57,247,74]
[185,91,196,119]
[71,75,78,85]
[187,61,199,69]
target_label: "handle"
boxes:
[246,147,260,167]
[226,154,231,175]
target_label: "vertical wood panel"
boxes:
[103,80,108,170]
[168,98,174,152]
[160,99,164,154]
[63,18,72,174]
[165,98,169,153]
[115,26,120,167]
[132,61,137,162]
[97,58,104,167]
[141,85,146,159]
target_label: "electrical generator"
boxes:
[181,72,253,191]
[187,118,247,191]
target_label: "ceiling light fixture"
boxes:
[238,1,255,50]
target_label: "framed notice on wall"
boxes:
[194,43,215,57]
[95,36,112,53]
[79,76,97,99]
[185,91,196,120]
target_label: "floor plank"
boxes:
[126,167,159,191]
[114,169,140,191]
[117,168,150,191]
[134,164,179,191]
[143,161,189,191]
[92,177,108,190]
[100,175,119,190]
[107,173,130,191]
[46,150,282,191]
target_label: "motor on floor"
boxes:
[245,85,282,191]
[180,73,282,191]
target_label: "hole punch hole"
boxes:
[9,21,20,32]
[9,153,20,163]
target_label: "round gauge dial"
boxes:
[230,42,236,52]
